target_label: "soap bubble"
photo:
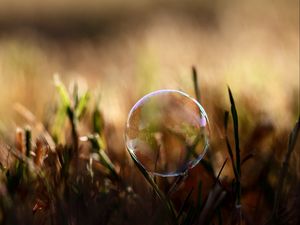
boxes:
[125,89,210,177]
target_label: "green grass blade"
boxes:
[87,135,119,180]
[227,87,241,205]
[54,74,71,108]
[52,103,67,143]
[72,82,79,108]
[228,87,240,178]
[75,92,90,119]
[224,111,239,180]
[92,106,104,135]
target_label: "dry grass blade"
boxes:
[192,66,201,103]
[14,103,56,151]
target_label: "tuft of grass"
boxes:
[0,73,299,225]
[84,134,119,181]
[54,75,90,160]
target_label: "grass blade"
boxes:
[86,135,118,180]
[54,74,71,108]
[228,87,241,180]
[192,66,201,103]
[227,87,241,207]
[176,188,194,221]
[92,105,104,135]
[272,117,300,221]
[25,126,32,158]
[224,111,239,181]
[75,92,90,119]
[129,152,178,225]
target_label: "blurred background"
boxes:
[0,0,298,135]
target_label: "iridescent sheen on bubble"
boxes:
[125,90,209,177]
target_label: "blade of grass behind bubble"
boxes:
[177,188,194,221]
[182,180,203,225]
[181,204,196,225]
[129,152,178,225]
[200,158,215,178]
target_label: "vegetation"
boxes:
[0,69,299,225]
